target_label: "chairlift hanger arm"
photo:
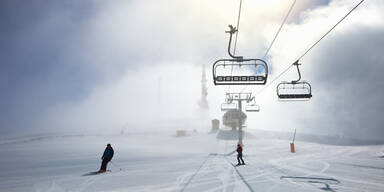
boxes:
[292,60,301,83]
[246,96,255,103]
[226,25,243,60]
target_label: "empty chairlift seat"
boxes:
[213,59,268,85]
[277,81,312,100]
[276,60,313,101]
[221,103,238,111]
[245,104,260,112]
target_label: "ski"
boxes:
[231,163,246,167]
[82,170,111,176]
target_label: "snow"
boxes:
[0,132,383,192]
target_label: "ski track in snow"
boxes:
[0,134,383,192]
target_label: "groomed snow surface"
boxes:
[0,132,383,192]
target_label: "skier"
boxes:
[100,144,114,172]
[236,143,245,166]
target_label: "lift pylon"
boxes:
[222,92,257,145]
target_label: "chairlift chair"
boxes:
[277,81,312,99]
[213,25,268,85]
[245,98,260,112]
[221,103,238,111]
[245,104,260,112]
[277,60,312,101]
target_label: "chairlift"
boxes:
[213,25,268,85]
[221,103,238,111]
[245,104,260,112]
[245,98,260,112]
[277,60,312,101]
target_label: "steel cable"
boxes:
[240,0,296,93]
[253,0,365,98]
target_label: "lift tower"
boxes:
[224,92,253,144]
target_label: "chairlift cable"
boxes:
[233,0,243,56]
[262,0,296,60]
[253,65,294,97]
[297,0,365,61]
[253,0,365,98]
[240,0,296,94]
[228,0,244,93]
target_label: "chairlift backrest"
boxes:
[221,103,237,111]
[213,59,268,85]
[245,104,260,112]
[277,81,312,101]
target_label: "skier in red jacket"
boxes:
[236,143,245,165]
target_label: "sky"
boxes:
[0,0,383,140]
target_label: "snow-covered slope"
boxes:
[0,132,383,192]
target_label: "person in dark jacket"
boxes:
[236,143,245,165]
[100,144,114,172]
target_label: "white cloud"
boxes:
[242,0,384,140]
[4,0,383,141]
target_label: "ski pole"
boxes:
[110,161,123,171]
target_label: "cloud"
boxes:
[0,0,305,134]
[36,63,204,135]
[0,0,383,141]
[242,0,384,140]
